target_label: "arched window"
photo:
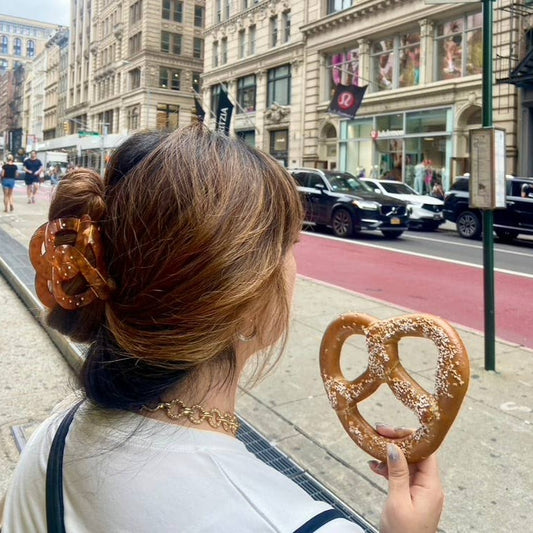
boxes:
[14,37,22,56]
[1,35,8,54]
[27,40,35,57]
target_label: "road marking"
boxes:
[301,231,533,280]
[408,233,533,259]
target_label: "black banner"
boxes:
[327,84,367,119]
[194,96,206,123]
[215,88,234,136]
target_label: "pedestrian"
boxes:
[2,126,444,532]
[1,154,17,212]
[23,150,43,204]
[50,163,63,193]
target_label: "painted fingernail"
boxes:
[394,426,409,433]
[387,443,400,462]
[375,422,393,430]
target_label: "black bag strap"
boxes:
[293,509,346,533]
[45,402,83,533]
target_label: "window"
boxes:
[130,0,143,23]
[194,5,205,27]
[192,71,201,93]
[193,37,204,59]
[327,0,354,14]
[326,48,360,98]
[267,65,291,106]
[156,103,179,130]
[159,67,181,90]
[371,32,420,91]
[270,16,278,48]
[211,84,221,112]
[129,68,141,89]
[127,106,139,130]
[221,37,227,64]
[0,59,7,75]
[216,0,222,23]
[237,75,256,112]
[162,0,183,22]
[161,31,182,55]
[237,130,255,147]
[26,39,35,57]
[1,36,7,54]
[248,25,256,55]
[213,41,219,67]
[129,32,142,54]
[14,37,22,56]
[435,12,483,80]
[238,29,245,58]
[270,129,289,165]
[282,11,291,43]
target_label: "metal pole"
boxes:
[100,123,108,176]
[482,0,496,371]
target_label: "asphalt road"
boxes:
[296,230,533,349]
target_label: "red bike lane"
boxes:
[295,233,533,349]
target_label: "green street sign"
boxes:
[78,131,100,137]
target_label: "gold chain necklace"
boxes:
[144,399,240,436]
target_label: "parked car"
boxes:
[361,178,444,231]
[289,168,409,238]
[443,176,533,241]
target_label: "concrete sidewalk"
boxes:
[1,184,531,532]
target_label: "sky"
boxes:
[2,0,70,27]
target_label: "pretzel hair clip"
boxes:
[320,313,470,463]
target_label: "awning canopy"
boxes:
[500,48,533,88]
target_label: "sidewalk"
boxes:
[1,184,531,532]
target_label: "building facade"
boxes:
[203,0,526,189]
[0,14,59,158]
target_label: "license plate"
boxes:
[390,217,401,225]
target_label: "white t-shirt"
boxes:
[3,402,364,532]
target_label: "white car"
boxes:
[361,178,444,231]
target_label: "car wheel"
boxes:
[331,208,353,238]
[495,229,518,243]
[381,230,404,239]
[456,211,482,239]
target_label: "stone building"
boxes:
[0,14,59,157]
[203,0,528,188]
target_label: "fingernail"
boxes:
[394,426,409,432]
[368,460,378,469]
[387,443,400,462]
[375,422,393,431]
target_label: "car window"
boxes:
[308,173,325,189]
[450,178,469,192]
[323,172,373,193]
[292,172,305,187]
[381,182,417,195]
[514,180,533,198]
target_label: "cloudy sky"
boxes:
[3,1,70,27]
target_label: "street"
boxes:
[296,230,533,349]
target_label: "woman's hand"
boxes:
[368,424,444,533]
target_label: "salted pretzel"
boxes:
[320,313,469,463]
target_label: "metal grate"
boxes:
[237,417,378,533]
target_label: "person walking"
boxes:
[2,126,444,533]
[1,154,17,212]
[23,150,43,204]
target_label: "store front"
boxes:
[339,107,454,191]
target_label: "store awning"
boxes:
[500,48,533,88]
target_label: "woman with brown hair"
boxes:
[2,126,443,532]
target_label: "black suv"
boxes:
[443,176,533,241]
[289,168,409,238]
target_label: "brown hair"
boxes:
[45,126,303,409]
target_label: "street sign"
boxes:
[78,131,100,137]
[469,128,506,209]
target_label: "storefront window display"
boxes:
[325,48,360,99]
[339,108,453,190]
[435,11,483,81]
[371,32,420,91]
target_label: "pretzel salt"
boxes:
[320,313,470,463]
